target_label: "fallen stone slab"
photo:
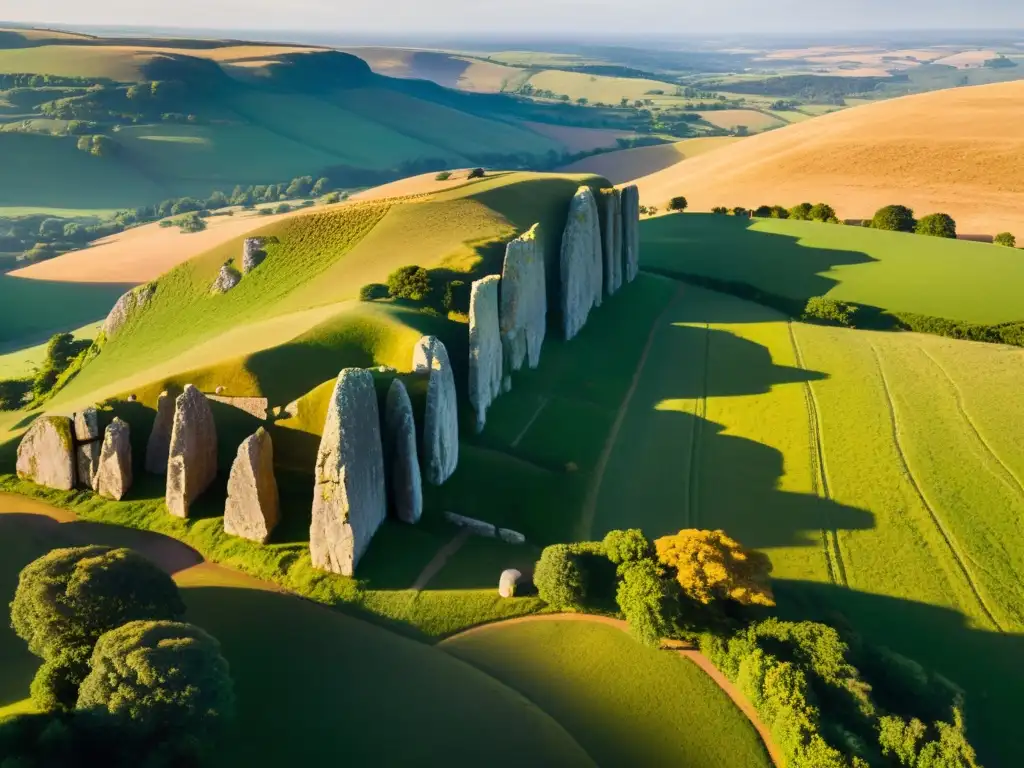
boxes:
[166,385,218,518]
[383,379,422,524]
[444,511,498,538]
[412,336,459,485]
[73,407,101,490]
[16,416,75,491]
[497,528,527,545]
[95,418,132,501]
[224,428,280,544]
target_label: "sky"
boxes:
[7,0,1024,36]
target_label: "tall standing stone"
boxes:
[621,185,640,283]
[310,369,387,576]
[560,186,603,341]
[412,336,459,485]
[16,416,74,491]
[95,418,132,501]
[601,189,623,295]
[383,379,422,524]
[224,428,279,544]
[73,407,101,490]
[145,391,174,475]
[102,284,155,340]
[242,238,266,274]
[469,275,503,433]
[500,224,547,389]
[166,385,217,518]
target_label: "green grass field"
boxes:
[444,620,772,768]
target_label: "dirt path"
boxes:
[440,612,784,768]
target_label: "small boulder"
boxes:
[166,385,218,518]
[499,569,522,598]
[242,238,266,274]
[412,336,459,485]
[95,418,132,501]
[224,428,279,544]
[383,379,422,524]
[215,386,226,395]
[211,265,241,295]
[73,407,101,490]
[145,391,174,475]
[16,416,75,491]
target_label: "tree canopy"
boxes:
[993,232,1016,248]
[915,213,957,239]
[668,196,689,213]
[871,205,916,232]
[534,544,586,610]
[654,529,774,606]
[386,265,432,301]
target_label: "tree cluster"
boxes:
[385,265,433,301]
[868,205,958,239]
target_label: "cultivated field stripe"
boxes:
[788,322,848,587]
[686,324,711,527]
[871,344,1005,633]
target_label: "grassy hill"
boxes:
[558,136,740,184]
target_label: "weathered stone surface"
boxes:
[621,184,640,283]
[499,569,522,598]
[242,238,266,274]
[16,416,75,491]
[310,369,386,576]
[601,189,623,295]
[211,266,241,295]
[412,336,458,485]
[469,275,503,433]
[445,511,498,538]
[145,391,174,475]
[224,428,279,543]
[383,379,422,524]
[500,224,547,390]
[73,407,101,490]
[103,284,155,339]
[166,385,218,518]
[95,418,132,501]
[208,395,269,420]
[498,528,526,545]
[560,186,603,340]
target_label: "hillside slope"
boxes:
[632,81,1024,236]
[558,137,741,184]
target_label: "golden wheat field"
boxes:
[631,81,1024,235]
[558,137,741,184]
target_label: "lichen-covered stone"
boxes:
[621,185,640,283]
[16,416,75,491]
[224,428,279,544]
[310,369,387,576]
[601,189,623,295]
[469,275,503,433]
[95,418,132,501]
[444,511,498,538]
[211,265,241,295]
[499,569,522,598]
[383,379,422,524]
[560,186,603,340]
[500,224,547,389]
[166,385,217,518]
[102,284,155,339]
[73,407,101,490]
[412,336,458,485]
[242,238,266,274]
[145,391,174,475]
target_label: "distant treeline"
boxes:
[699,74,893,101]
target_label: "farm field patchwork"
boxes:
[694,109,784,132]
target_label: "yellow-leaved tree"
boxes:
[654,529,774,607]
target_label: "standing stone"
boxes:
[95,418,132,501]
[16,416,74,491]
[602,189,623,295]
[73,407,101,490]
[621,185,640,283]
[211,266,241,295]
[469,275,503,433]
[560,186,603,340]
[500,224,547,390]
[310,369,387,576]
[102,283,155,340]
[224,428,279,544]
[383,379,422,524]
[166,385,217,518]
[145,391,174,475]
[242,238,266,274]
[412,336,459,485]
[499,569,522,598]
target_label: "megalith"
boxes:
[211,266,241,295]
[560,186,603,340]
[621,185,640,283]
[601,189,623,295]
[469,275,503,432]
[500,224,547,388]
[383,379,422,524]
[73,407,101,490]
[224,428,279,544]
[166,385,217,518]
[103,283,155,339]
[412,336,459,485]
[310,368,386,576]
[145,391,174,475]
[16,416,75,491]
[95,418,132,501]
[242,238,266,274]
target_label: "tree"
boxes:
[576,97,589,106]
[654,529,774,606]
[994,232,1016,248]
[753,205,774,218]
[803,296,856,327]
[311,177,331,196]
[285,175,314,198]
[788,202,813,221]
[89,135,117,158]
[712,206,728,215]
[769,205,789,219]
[386,265,432,301]
[732,206,748,217]
[808,203,838,223]
[916,213,957,239]
[468,168,486,179]
[534,544,586,610]
[39,218,64,239]
[602,529,651,565]
[76,136,91,152]
[616,560,676,647]
[11,546,185,711]
[434,171,452,181]
[871,205,916,232]
[668,196,689,213]
[359,283,388,301]
[443,279,469,314]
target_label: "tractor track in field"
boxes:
[871,344,1005,633]
[686,323,711,528]
[788,322,847,587]
[918,345,1024,501]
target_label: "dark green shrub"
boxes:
[386,265,432,301]
[871,205,916,232]
[915,213,957,239]
[753,205,773,218]
[616,560,676,647]
[435,171,452,181]
[731,206,748,217]
[443,279,469,314]
[769,205,789,219]
[534,544,586,610]
[809,203,838,223]
[803,296,857,327]
[274,203,292,215]
[994,232,1016,248]
[468,168,485,179]
[711,206,728,215]
[602,528,651,565]
[29,647,92,712]
[789,202,813,221]
[358,283,388,301]
[668,196,688,213]
[177,213,206,233]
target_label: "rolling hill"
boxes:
[630,80,1024,237]
[558,137,740,184]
